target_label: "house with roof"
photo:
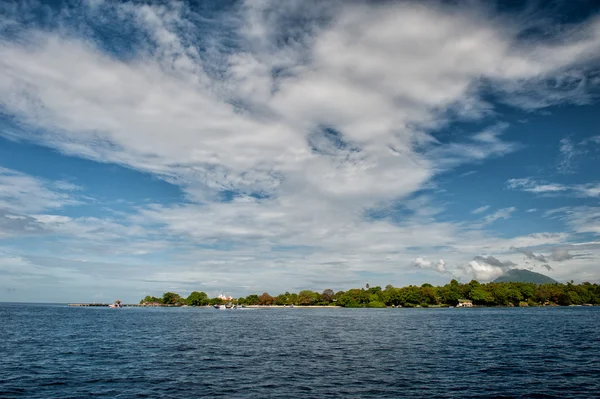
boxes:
[456,299,473,307]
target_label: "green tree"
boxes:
[186,291,209,306]
[557,292,572,306]
[140,295,161,304]
[275,294,288,305]
[298,290,320,305]
[337,289,370,307]
[321,289,335,304]
[469,287,493,305]
[142,278,600,309]
[209,296,224,305]
[162,292,181,305]
[245,294,259,305]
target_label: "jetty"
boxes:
[69,303,149,307]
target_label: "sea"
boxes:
[1,304,599,398]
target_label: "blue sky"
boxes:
[1,0,600,302]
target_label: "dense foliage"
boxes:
[140,280,600,307]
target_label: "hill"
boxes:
[493,269,558,284]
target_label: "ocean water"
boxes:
[1,304,599,398]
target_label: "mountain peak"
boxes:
[493,269,558,284]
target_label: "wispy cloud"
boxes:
[511,246,548,262]
[481,207,516,225]
[507,178,567,193]
[546,206,600,235]
[558,137,583,174]
[472,205,490,214]
[0,167,80,213]
[507,177,600,197]
[2,1,600,204]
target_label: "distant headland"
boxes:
[128,277,599,308]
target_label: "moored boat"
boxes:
[109,300,123,308]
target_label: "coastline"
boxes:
[66,303,598,308]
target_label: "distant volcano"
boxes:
[493,269,558,284]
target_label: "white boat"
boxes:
[213,303,236,310]
[109,300,123,308]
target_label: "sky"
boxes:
[1,0,600,303]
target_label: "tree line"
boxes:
[140,279,600,308]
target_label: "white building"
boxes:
[456,299,473,307]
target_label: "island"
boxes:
[138,276,600,308]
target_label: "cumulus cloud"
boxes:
[463,260,505,281]
[414,257,447,273]
[459,255,519,281]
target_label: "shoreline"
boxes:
[66,303,597,308]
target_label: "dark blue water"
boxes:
[1,304,599,398]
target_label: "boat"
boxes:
[109,300,123,308]
[213,303,237,310]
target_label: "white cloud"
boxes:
[507,178,567,193]
[508,178,600,197]
[1,1,599,205]
[558,137,583,174]
[550,248,573,262]
[472,205,490,214]
[1,1,600,295]
[499,232,570,249]
[481,207,516,225]
[573,183,600,197]
[0,167,78,213]
[547,206,600,235]
[463,260,505,281]
[414,257,448,273]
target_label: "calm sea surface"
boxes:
[1,304,599,398]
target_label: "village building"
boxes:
[456,299,473,307]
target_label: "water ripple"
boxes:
[1,305,599,398]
